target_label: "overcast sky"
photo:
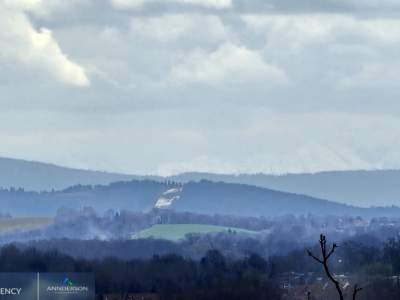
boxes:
[1,0,400,175]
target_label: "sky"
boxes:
[1,0,400,175]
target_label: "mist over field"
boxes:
[0,159,400,299]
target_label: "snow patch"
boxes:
[155,187,183,208]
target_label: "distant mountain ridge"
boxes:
[1,157,400,207]
[1,178,399,218]
[0,157,152,191]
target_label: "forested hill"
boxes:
[1,179,399,218]
[170,171,400,207]
[3,157,400,208]
[171,181,399,218]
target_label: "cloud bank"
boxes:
[0,0,399,175]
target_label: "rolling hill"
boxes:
[0,157,147,191]
[2,157,400,207]
[0,178,399,218]
[170,171,400,207]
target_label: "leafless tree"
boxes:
[307,234,362,300]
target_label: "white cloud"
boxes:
[3,0,43,11]
[111,0,232,9]
[155,144,371,176]
[0,3,90,87]
[155,155,237,176]
[242,14,335,47]
[130,14,229,42]
[111,0,145,9]
[169,43,287,85]
[241,14,400,89]
[242,14,400,49]
[150,111,400,176]
[2,1,400,178]
[339,62,400,88]
[178,0,231,8]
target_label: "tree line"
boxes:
[0,245,281,300]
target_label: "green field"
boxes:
[131,224,258,241]
[0,217,53,233]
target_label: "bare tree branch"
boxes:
[326,243,338,259]
[307,234,362,300]
[352,284,362,300]
[306,250,323,264]
[307,234,344,300]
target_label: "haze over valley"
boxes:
[2,0,400,298]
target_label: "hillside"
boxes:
[0,180,171,216]
[3,157,400,207]
[170,171,400,207]
[0,179,399,218]
[169,180,395,217]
